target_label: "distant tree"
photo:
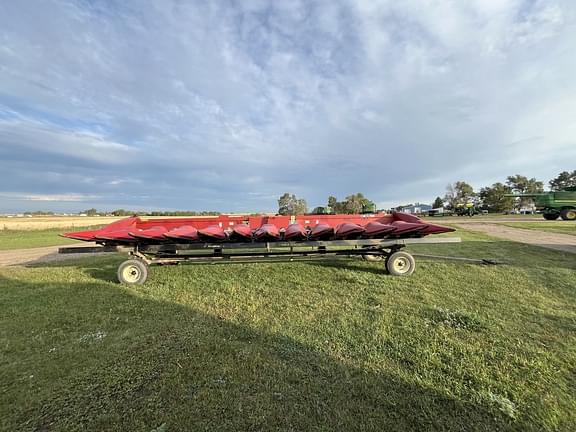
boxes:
[311,206,329,214]
[146,210,220,216]
[506,175,543,209]
[432,196,444,209]
[506,175,544,194]
[549,170,576,191]
[340,193,376,214]
[112,209,129,216]
[327,196,338,214]
[325,193,376,214]
[25,210,55,216]
[278,193,307,215]
[479,183,513,213]
[444,181,475,209]
[342,194,364,214]
[83,208,98,216]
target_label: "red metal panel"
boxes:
[62,212,453,244]
[164,226,199,241]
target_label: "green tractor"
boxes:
[455,202,477,217]
[510,187,576,220]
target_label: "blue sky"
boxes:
[0,0,575,213]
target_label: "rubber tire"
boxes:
[117,259,148,285]
[543,213,559,220]
[560,208,576,221]
[385,251,416,276]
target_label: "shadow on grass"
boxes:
[0,274,525,432]
[304,258,387,275]
[26,253,124,282]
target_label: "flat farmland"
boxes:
[0,216,122,231]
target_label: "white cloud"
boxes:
[0,117,138,164]
[0,0,574,211]
[0,192,100,202]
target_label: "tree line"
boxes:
[278,171,575,216]
[81,208,220,217]
[277,192,376,215]
[434,170,576,212]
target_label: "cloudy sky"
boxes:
[0,0,575,213]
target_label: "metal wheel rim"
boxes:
[392,257,410,274]
[567,211,576,219]
[122,265,141,283]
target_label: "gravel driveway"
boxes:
[0,244,106,266]
[453,223,576,254]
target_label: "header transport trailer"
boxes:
[509,187,576,220]
[60,211,460,284]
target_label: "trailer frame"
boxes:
[59,237,462,284]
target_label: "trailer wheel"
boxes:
[385,251,416,276]
[560,208,576,221]
[543,213,559,220]
[117,259,148,285]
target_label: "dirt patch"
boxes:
[454,223,576,254]
[0,244,108,267]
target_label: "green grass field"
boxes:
[501,222,576,236]
[0,228,87,250]
[1,229,575,431]
[422,214,539,220]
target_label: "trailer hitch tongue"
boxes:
[411,253,500,265]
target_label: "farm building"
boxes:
[396,203,432,214]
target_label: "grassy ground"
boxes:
[501,222,576,236]
[1,229,575,431]
[0,228,86,250]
